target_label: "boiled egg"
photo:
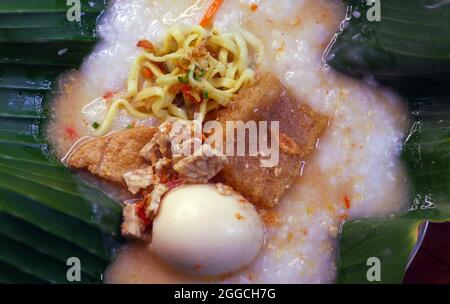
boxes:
[151,184,265,276]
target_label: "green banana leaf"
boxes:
[326,0,450,82]
[328,1,450,283]
[0,0,449,284]
[0,0,122,284]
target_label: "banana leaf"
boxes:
[327,1,450,283]
[0,0,122,284]
[325,0,450,82]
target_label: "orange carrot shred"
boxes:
[200,0,224,28]
[180,84,201,104]
[250,3,258,12]
[136,39,155,51]
[143,67,153,78]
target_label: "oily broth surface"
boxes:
[47,0,409,283]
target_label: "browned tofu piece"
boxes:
[69,127,157,184]
[217,74,328,209]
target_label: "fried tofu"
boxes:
[69,127,157,184]
[216,73,328,209]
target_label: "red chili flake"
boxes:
[136,39,155,51]
[135,200,151,226]
[250,3,258,11]
[302,228,308,236]
[65,126,78,139]
[343,195,351,209]
[103,91,114,101]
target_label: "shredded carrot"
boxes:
[180,84,201,104]
[143,67,153,79]
[343,195,351,209]
[136,39,155,51]
[250,3,258,12]
[200,0,224,28]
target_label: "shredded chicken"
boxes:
[121,118,226,240]
[140,120,173,164]
[121,183,170,240]
[153,157,173,180]
[147,184,169,214]
[121,204,149,241]
[124,118,225,193]
[173,144,226,183]
[123,166,156,195]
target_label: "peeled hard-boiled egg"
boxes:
[151,184,265,276]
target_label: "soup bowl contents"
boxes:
[46,0,409,283]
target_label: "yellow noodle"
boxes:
[93,25,263,136]
[168,104,188,119]
[210,77,236,89]
[126,53,146,97]
[93,99,151,136]
[239,27,265,64]
[143,62,164,78]
[234,32,249,74]
[134,86,165,102]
